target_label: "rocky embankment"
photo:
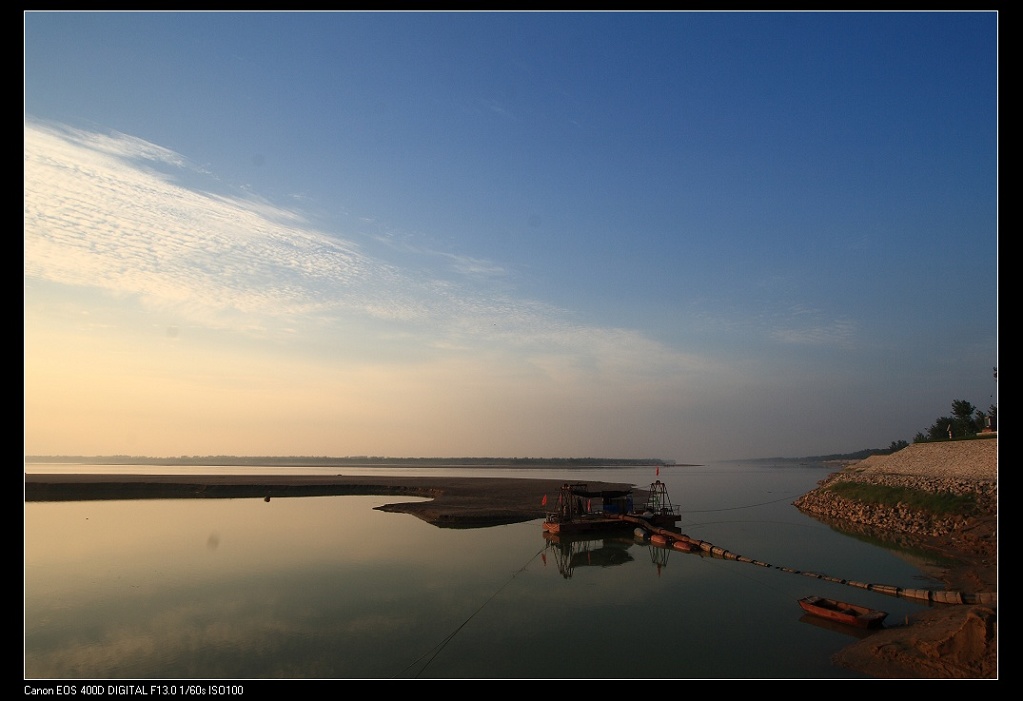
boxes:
[793,438,998,679]
[794,439,997,556]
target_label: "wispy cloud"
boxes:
[768,305,858,347]
[25,120,721,382]
[24,119,955,460]
[769,321,857,346]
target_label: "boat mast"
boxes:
[644,480,676,515]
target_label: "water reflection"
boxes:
[542,533,636,578]
[542,530,712,580]
[798,614,880,640]
[25,462,944,679]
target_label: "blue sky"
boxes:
[24,11,998,462]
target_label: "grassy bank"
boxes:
[826,481,978,516]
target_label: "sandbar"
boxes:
[24,473,634,528]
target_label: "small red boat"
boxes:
[797,595,887,629]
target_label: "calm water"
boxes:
[24,461,945,679]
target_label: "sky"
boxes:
[23,11,998,463]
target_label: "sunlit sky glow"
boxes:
[24,11,997,462]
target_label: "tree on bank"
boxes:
[913,399,997,443]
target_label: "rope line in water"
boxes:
[678,490,808,514]
[399,515,995,678]
[396,545,546,678]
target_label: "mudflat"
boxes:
[24,473,626,528]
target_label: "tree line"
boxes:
[910,398,997,444]
[881,368,997,452]
[861,395,997,458]
[871,397,998,456]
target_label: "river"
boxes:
[24,460,944,679]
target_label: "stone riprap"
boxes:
[845,438,996,479]
[793,438,997,540]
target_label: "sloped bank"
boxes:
[795,473,995,538]
[792,439,997,678]
[793,440,996,581]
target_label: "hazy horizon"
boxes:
[23,442,927,465]
[25,12,997,464]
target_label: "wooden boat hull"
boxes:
[797,596,887,629]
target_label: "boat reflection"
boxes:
[646,535,671,576]
[543,531,692,579]
[797,613,879,640]
[543,532,635,578]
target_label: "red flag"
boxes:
[656,466,660,476]
[541,494,547,506]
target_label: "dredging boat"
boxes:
[542,480,681,536]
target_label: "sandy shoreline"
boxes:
[24,473,632,528]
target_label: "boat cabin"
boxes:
[551,483,634,520]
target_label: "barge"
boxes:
[542,480,681,535]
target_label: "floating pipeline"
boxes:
[615,514,996,607]
[620,514,770,567]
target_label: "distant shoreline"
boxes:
[24,455,696,468]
